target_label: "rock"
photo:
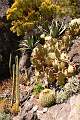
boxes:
[68,37,80,64]
[0,0,9,17]
[0,89,11,99]
[21,101,33,112]
[13,116,21,120]
[32,105,38,112]
[20,85,33,103]
[43,107,48,113]
[23,110,34,120]
[37,94,80,120]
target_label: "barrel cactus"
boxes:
[39,89,55,107]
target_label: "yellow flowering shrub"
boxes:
[6,0,78,36]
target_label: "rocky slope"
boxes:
[13,93,80,120]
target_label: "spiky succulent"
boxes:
[19,35,40,53]
[39,89,55,107]
[56,90,68,104]
[64,76,80,95]
[0,112,11,120]
[56,76,80,103]
[49,20,67,38]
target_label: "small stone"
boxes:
[37,110,43,118]
[22,101,33,112]
[32,105,38,112]
[30,95,35,100]
[43,107,48,113]
[37,110,43,114]
[23,110,34,120]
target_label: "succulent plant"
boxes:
[64,77,80,96]
[15,56,20,112]
[11,64,15,106]
[56,90,68,104]
[69,18,80,26]
[19,35,40,53]
[0,112,11,120]
[39,89,55,107]
[31,17,80,87]
[56,76,80,103]
[11,56,20,113]
[49,20,67,38]
[31,33,75,87]
[69,18,80,37]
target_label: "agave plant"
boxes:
[49,20,67,38]
[18,34,43,77]
[19,35,41,52]
[38,20,67,38]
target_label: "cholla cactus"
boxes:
[39,89,55,107]
[56,76,80,103]
[64,77,80,95]
[56,90,68,104]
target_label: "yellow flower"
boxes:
[69,18,80,26]
[35,69,39,77]
[60,52,68,61]
[45,36,52,41]
[48,52,56,59]
[64,69,68,76]
[68,65,74,73]
[40,34,45,38]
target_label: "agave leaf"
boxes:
[59,25,67,36]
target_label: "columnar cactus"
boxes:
[9,53,12,77]
[11,64,15,106]
[11,56,20,113]
[15,56,20,112]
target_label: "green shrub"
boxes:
[6,0,79,36]
[33,83,44,95]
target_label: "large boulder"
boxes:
[37,94,80,120]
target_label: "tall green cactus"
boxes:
[11,64,15,106]
[11,55,20,113]
[15,55,20,112]
[9,53,12,77]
